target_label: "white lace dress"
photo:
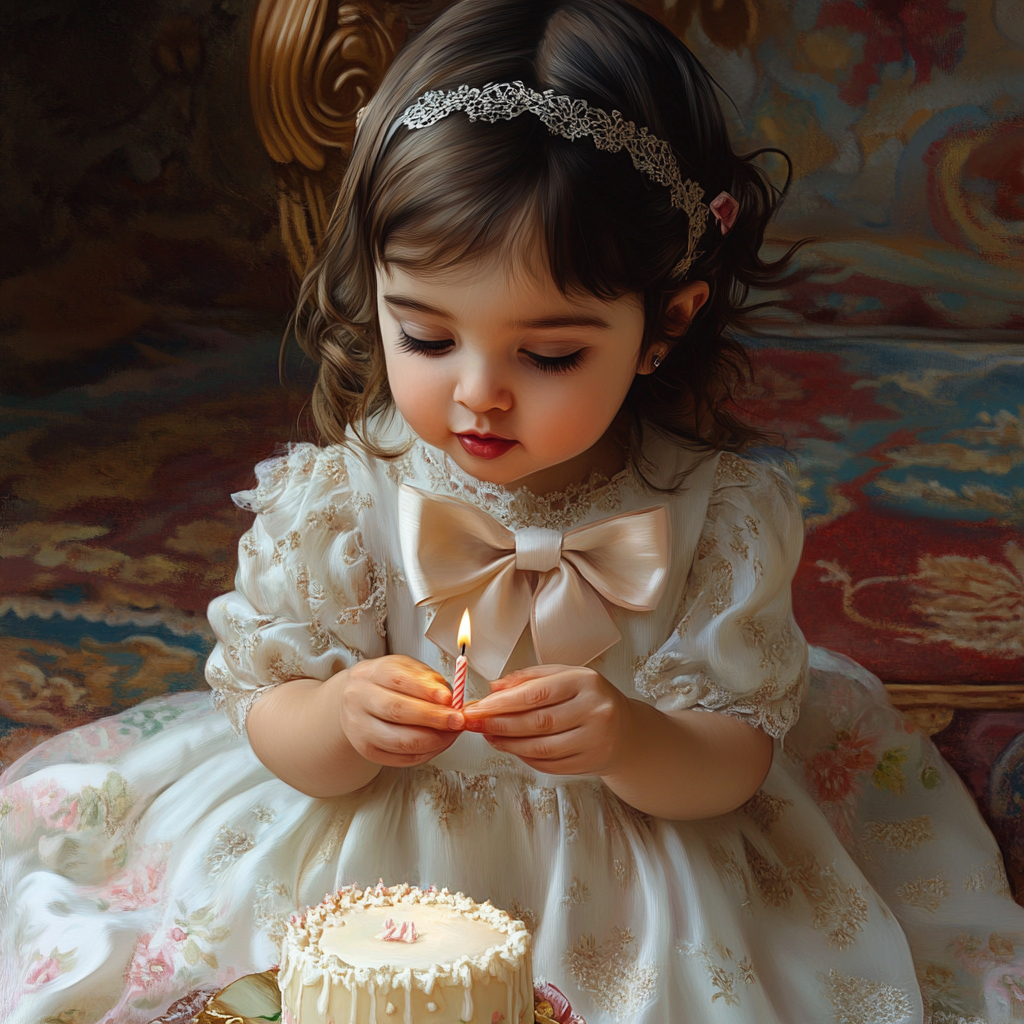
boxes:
[3,419,1024,1024]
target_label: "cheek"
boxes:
[525,372,626,451]
[386,355,449,435]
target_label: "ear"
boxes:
[637,280,710,374]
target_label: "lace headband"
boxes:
[381,80,736,279]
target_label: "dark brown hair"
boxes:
[292,0,800,465]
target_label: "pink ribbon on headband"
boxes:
[710,191,739,235]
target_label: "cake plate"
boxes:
[147,969,584,1023]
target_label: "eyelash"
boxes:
[526,350,585,374]
[396,329,452,357]
[396,329,586,374]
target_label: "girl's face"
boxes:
[376,243,654,492]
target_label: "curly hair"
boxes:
[291,0,801,469]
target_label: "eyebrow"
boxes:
[383,294,611,331]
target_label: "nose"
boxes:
[452,352,512,412]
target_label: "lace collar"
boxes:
[411,440,636,531]
[367,409,673,531]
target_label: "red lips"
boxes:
[457,433,518,459]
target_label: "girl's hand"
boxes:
[461,665,635,776]
[337,655,464,768]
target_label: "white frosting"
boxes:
[322,905,505,969]
[279,883,533,1024]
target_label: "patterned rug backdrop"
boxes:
[0,0,1022,909]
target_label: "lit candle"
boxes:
[452,608,471,710]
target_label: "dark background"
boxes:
[0,0,293,395]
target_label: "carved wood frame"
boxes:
[247,0,1024,736]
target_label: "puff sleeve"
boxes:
[205,444,387,734]
[633,453,809,739]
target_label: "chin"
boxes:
[451,455,525,484]
[445,448,535,485]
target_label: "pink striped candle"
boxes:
[452,653,468,710]
[452,608,471,710]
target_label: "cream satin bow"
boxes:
[398,484,670,679]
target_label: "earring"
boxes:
[652,351,664,369]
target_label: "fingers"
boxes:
[362,721,459,767]
[487,664,567,692]
[483,728,584,765]
[343,657,462,736]
[464,668,577,719]
[466,703,581,738]
[364,656,452,705]
[363,685,464,732]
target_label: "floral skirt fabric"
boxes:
[2,648,1023,1024]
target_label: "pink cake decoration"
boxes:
[375,917,418,942]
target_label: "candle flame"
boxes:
[458,608,471,649]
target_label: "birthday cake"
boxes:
[278,883,533,1024]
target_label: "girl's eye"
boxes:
[524,349,586,374]
[396,328,453,356]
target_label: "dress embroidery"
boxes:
[715,835,869,949]
[562,797,581,844]
[306,502,352,532]
[334,554,388,638]
[819,968,912,1024]
[210,677,278,735]
[679,940,758,1006]
[560,877,591,906]
[308,618,335,657]
[740,617,798,675]
[530,787,558,818]
[295,562,326,607]
[563,928,658,1017]
[270,530,302,567]
[689,668,807,739]
[254,877,292,946]
[267,651,307,685]
[706,560,734,616]
[223,612,274,666]
[506,899,538,935]
[205,826,256,875]
[863,816,935,852]
[740,790,793,836]
[317,808,352,863]
[962,860,1011,896]
[418,766,498,828]
[788,856,869,951]
[313,448,348,485]
[742,834,793,908]
[714,453,758,486]
[613,859,635,886]
[251,804,276,825]
[895,870,952,912]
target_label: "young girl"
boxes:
[3,1,1023,1022]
